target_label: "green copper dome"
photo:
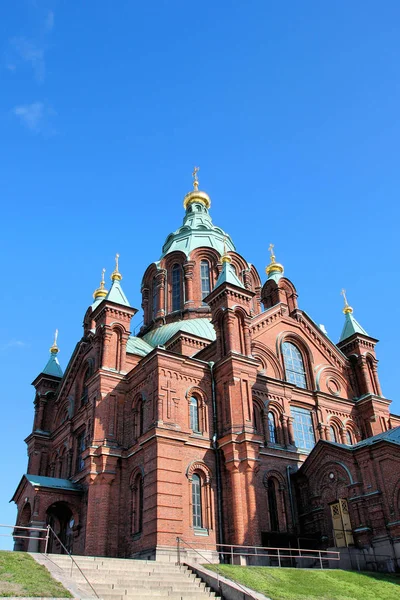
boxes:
[161,200,235,258]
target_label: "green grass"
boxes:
[204,564,400,600]
[0,551,72,597]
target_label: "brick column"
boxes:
[183,261,195,307]
[225,461,246,544]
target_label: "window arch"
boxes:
[172,264,182,311]
[282,342,307,389]
[131,472,144,535]
[189,396,200,433]
[200,260,211,302]
[268,412,277,443]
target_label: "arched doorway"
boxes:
[46,502,74,554]
[14,503,32,551]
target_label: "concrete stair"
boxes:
[39,554,218,600]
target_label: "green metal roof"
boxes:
[42,353,63,378]
[106,279,130,307]
[214,260,245,290]
[339,312,368,343]
[161,201,235,258]
[325,426,400,449]
[143,317,216,348]
[24,474,82,491]
[126,336,154,357]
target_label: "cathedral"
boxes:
[12,172,400,568]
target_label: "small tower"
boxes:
[92,254,137,372]
[29,331,63,474]
[261,244,298,313]
[337,290,384,433]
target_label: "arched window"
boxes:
[329,426,337,442]
[346,430,353,445]
[253,405,262,434]
[267,479,279,532]
[268,412,277,443]
[76,432,86,473]
[192,474,202,529]
[200,260,211,302]
[133,396,144,439]
[152,277,158,319]
[81,366,92,405]
[189,396,200,433]
[282,342,307,389]
[132,474,143,534]
[172,264,181,311]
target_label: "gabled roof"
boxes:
[42,353,63,378]
[143,318,216,348]
[106,279,130,307]
[214,260,245,290]
[339,311,368,342]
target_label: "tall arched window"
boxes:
[132,474,143,534]
[133,396,144,439]
[200,260,211,302]
[267,479,279,532]
[282,342,307,389]
[346,430,353,445]
[81,366,92,405]
[189,396,200,433]
[329,426,337,442]
[268,412,277,443]
[152,277,158,319]
[76,432,86,473]
[192,474,202,529]
[172,264,181,311]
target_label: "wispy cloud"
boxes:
[13,102,44,132]
[10,36,45,83]
[0,340,29,352]
[45,10,54,32]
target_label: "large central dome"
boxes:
[161,193,235,258]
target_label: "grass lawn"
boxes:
[0,551,72,597]
[205,564,400,600]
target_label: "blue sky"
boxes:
[1,1,399,549]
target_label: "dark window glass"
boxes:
[76,432,86,472]
[172,264,181,311]
[189,396,200,432]
[132,475,143,534]
[200,261,211,301]
[282,342,307,389]
[268,479,279,532]
[192,474,202,528]
[329,426,337,442]
[152,277,157,319]
[291,407,315,451]
[346,430,353,445]
[268,412,277,443]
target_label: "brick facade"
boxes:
[12,188,400,565]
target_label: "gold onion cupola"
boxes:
[183,166,211,211]
[266,243,284,282]
[93,268,108,300]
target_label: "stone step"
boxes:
[80,583,207,593]
[51,558,184,571]
[97,594,215,600]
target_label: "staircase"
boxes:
[35,554,218,600]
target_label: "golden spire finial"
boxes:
[192,166,199,191]
[111,253,122,282]
[221,234,231,263]
[50,329,59,354]
[266,242,284,277]
[341,289,353,314]
[93,268,108,299]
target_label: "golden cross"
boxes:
[53,329,58,346]
[268,243,276,263]
[115,253,119,271]
[100,268,106,288]
[341,288,349,307]
[192,166,199,190]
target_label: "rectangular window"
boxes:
[192,475,202,528]
[291,407,315,451]
[76,432,86,472]
[189,397,200,432]
[200,261,211,301]
[172,266,181,312]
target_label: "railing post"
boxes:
[231,545,233,565]
[278,548,281,568]
[176,537,181,567]
[319,551,323,569]
[44,525,50,555]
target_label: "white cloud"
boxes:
[13,102,44,132]
[45,10,54,32]
[10,36,45,82]
[0,340,28,351]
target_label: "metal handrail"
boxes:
[45,526,99,599]
[176,537,260,600]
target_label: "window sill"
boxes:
[194,527,209,536]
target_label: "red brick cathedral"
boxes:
[13,174,400,566]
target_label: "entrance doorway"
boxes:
[330,498,354,547]
[46,502,74,554]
